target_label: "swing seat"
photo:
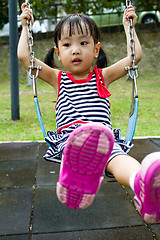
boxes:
[125,96,138,143]
[34,97,48,139]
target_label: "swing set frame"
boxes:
[25,0,139,147]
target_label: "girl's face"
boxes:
[54,23,100,79]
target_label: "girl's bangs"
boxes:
[62,15,90,37]
[54,14,99,45]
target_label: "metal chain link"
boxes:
[125,0,138,83]
[25,1,42,87]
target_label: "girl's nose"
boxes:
[72,47,80,55]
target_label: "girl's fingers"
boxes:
[126,5,134,10]
[21,3,32,15]
[126,12,137,19]
[20,7,34,26]
[21,3,33,22]
[21,3,27,11]
[123,5,137,27]
[124,6,137,21]
[125,6,134,14]
[20,12,30,22]
[23,7,32,14]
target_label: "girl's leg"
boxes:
[107,152,160,223]
[106,154,141,187]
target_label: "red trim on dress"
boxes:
[93,65,111,98]
[57,120,89,134]
[55,71,62,110]
[66,71,93,84]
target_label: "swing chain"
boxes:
[125,0,138,82]
[26,1,42,80]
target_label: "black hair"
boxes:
[44,14,107,69]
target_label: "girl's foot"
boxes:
[134,152,160,223]
[56,123,114,209]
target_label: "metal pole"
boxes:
[9,0,20,120]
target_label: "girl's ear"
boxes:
[54,46,61,61]
[94,42,101,58]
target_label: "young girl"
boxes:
[18,3,160,223]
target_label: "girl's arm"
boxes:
[17,3,59,93]
[102,5,142,88]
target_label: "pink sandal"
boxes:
[134,152,160,223]
[56,123,114,209]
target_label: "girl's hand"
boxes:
[123,5,138,27]
[20,3,34,27]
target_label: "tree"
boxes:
[0,0,8,30]
[62,0,91,14]
[22,0,62,20]
[89,0,123,15]
[62,0,122,15]
[135,0,160,11]
[1,0,160,31]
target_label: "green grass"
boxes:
[0,31,160,141]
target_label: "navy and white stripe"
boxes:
[56,71,112,132]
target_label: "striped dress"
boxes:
[44,66,130,163]
[56,66,112,133]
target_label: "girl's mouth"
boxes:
[72,58,82,64]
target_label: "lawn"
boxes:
[0,30,160,141]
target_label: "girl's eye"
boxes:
[81,41,88,45]
[63,43,70,47]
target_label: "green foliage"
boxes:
[27,0,61,19]
[62,0,123,15]
[1,0,160,29]
[135,0,160,11]
[0,0,8,29]
[62,0,160,16]
[62,0,91,14]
